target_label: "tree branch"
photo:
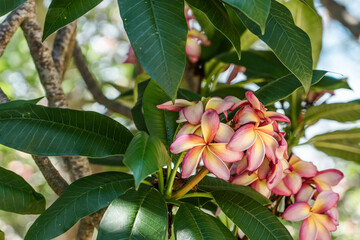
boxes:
[321,0,360,39]
[73,42,133,119]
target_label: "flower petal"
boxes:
[235,157,248,175]
[272,180,292,196]
[201,109,220,143]
[256,122,274,135]
[312,191,339,213]
[299,216,317,240]
[245,91,261,110]
[177,109,187,123]
[232,171,258,185]
[246,136,265,171]
[313,169,344,187]
[183,101,204,125]
[170,134,205,154]
[233,106,260,127]
[313,213,337,232]
[264,111,291,122]
[295,183,316,203]
[325,206,339,226]
[292,159,317,178]
[314,220,331,240]
[181,146,204,178]
[214,123,234,143]
[251,179,271,198]
[283,172,302,194]
[258,131,278,163]
[227,124,256,151]
[176,123,200,139]
[258,158,270,180]
[209,143,244,163]
[282,202,312,222]
[157,99,193,111]
[205,97,234,114]
[202,147,230,180]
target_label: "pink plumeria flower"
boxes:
[312,169,344,192]
[283,191,339,240]
[186,29,210,63]
[170,109,243,180]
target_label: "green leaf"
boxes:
[143,80,178,149]
[0,230,4,240]
[186,0,241,58]
[235,0,313,92]
[177,88,202,101]
[304,100,360,125]
[174,203,236,240]
[132,80,150,132]
[0,167,45,214]
[88,156,124,166]
[0,0,26,17]
[123,132,170,189]
[98,186,168,240]
[223,0,270,33]
[0,100,133,157]
[118,0,188,99]
[255,70,327,106]
[198,176,270,205]
[312,75,350,91]
[42,0,103,41]
[304,129,360,162]
[213,191,292,240]
[25,172,134,240]
[279,0,323,66]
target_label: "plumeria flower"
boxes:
[170,109,243,180]
[311,169,344,192]
[186,29,211,63]
[283,191,339,240]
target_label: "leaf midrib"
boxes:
[305,103,360,122]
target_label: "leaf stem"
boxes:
[178,192,213,199]
[171,167,209,199]
[158,167,164,194]
[165,152,185,196]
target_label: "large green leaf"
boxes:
[255,70,327,106]
[304,100,360,125]
[123,132,170,189]
[118,0,187,99]
[174,203,235,240]
[0,167,45,214]
[25,172,134,240]
[186,0,241,57]
[132,80,150,132]
[143,80,178,149]
[235,0,313,92]
[198,176,270,205]
[0,0,26,16]
[42,0,103,40]
[223,0,270,32]
[213,191,292,240]
[88,156,125,166]
[304,129,360,162]
[0,100,133,157]
[98,186,168,240]
[280,0,322,66]
[312,75,350,91]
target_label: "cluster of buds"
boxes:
[157,91,343,240]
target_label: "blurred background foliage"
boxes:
[0,0,359,239]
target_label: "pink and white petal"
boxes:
[231,100,249,111]
[181,146,204,178]
[245,91,261,110]
[156,99,193,111]
[176,123,200,139]
[313,169,344,186]
[272,180,292,196]
[266,162,284,190]
[177,110,187,123]
[202,147,230,180]
[283,172,302,194]
[295,184,316,203]
[232,171,258,185]
[293,160,317,178]
[209,143,244,163]
[264,111,291,122]
[205,97,234,114]
[170,134,205,154]
[233,106,261,126]
[258,158,271,180]
[251,179,271,198]
[299,216,317,240]
[312,191,339,213]
[325,206,339,226]
[214,123,234,143]
[258,132,278,163]
[201,109,220,143]
[282,202,312,222]
[256,122,274,135]
[227,124,257,151]
[313,213,337,232]
[246,136,265,171]
[314,221,331,240]
[236,157,248,175]
[183,101,204,125]
[224,96,241,104]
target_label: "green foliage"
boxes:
[312,75,350,91]
[174,203,236,240]
[88,156,124,166]
[98,186,168,240]
[0,0,26,17]
[0,100,133,157]
[25,172,134,240]
[131,80,150,132]
[0,167,45,214]
[0,230,3,240]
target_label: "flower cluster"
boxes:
[157,91,344,240]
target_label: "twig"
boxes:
[0,0,33,57]
[73,42,133,119]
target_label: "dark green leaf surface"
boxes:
[0,167,45,214]
[213,191,292,240]
[312,75,350,91]
[123,132,170,188]
[0,0,26,17]
[25,172,134,240]
[0,230,3,240]
[43,0,102,40]
[98,186,168,240]
[132,80,150,132]
[88,156,124,166]
[187,0,241,57]
[177,89,202,101]
[223,0,270,32]
[198,176,270,205]
[118,0,188,99]
[0,101,133,157]
[255,70,327,106]
[235,0,313,92]
[143,81,178,149]
[174,203,235,240]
